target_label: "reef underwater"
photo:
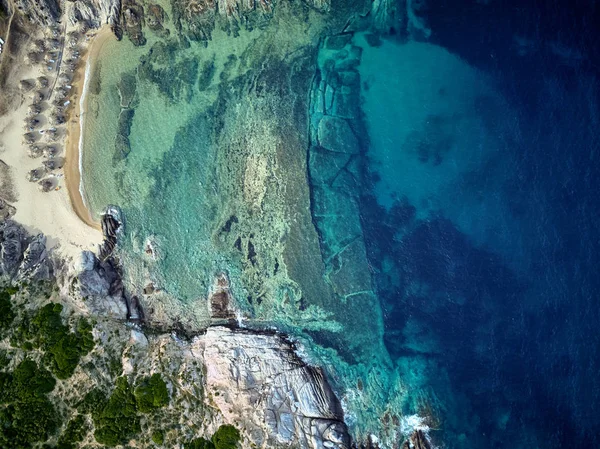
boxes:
[1,0,600,447]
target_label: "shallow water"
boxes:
[82,1,600,447]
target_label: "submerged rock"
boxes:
[401,430,432,449]
[317,116,360,154]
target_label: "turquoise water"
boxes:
[82,1,600,447]
[82,20,271,304]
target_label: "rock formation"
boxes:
[13,0,61,26]
[203,326,351,449]
[76,206,140,320]
[0,220,51,281]
[401,430,432,449]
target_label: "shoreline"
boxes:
[65,26,114,231]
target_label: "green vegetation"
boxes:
[0,360,59,448]
[57,415,89,449]
[92,377,141,446]
[85,374,170,446]
[78,388,108,417]
[0,289,16,334]
[24,303,95,379]
[185,437,215,449]
[134,373,169,413]
[0,291,234,449]
[0,350,11,369]
[184,425,241,449]
[211,425,241,449]
[152,430,164,445]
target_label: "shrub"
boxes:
[92,377,141,447]
[78,388,108,419]
[57,414,89,449]
[152,430,164,445]
[212,425,240,449]
[0,360,59,448]
[184,437,214,449]
[0,290,16,333]
[184,425,241,449]
[29,304,95,379]
[134,373,169,413]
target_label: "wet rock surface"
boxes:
[401,430,432,449]
[203,326,351,449]
[122,0,146,45]
[77,206,140,320]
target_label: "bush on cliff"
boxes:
[134,373,169,413]
[0,360,59,448]
[184,437,215,449]
[29,303,95,379]
[0,290,16,334]
[92,377,141,447]
[211,425,241,449]
[184,425,241,449]
[56,414,89,449]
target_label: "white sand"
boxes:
[0,63,102,262]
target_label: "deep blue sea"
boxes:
[79,0,600,445]
[358,1,600,447]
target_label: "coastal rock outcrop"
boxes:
[401,430,432,449]
[203,326,351,449]
[13,0,61,26]
[0,220,51,281]
[76,206,134,319]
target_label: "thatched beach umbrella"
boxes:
[67,36,79,49]
[20,79,34,92]
[28,145,43,158]
[55,87,67,100]
[45,128,58,140]
[27,52,41,64]
[28,104,42,115]
[49,39,60,51]
[26,168,46,182]
[49,113,66,126]
[59,72,72,83]
[33,39,45,52]
[43,145,59,157]
[38,177,57,192]
[43,159,56,170]
[24,118,40,131]
[37,76,49,88]
[23,133,36,145]
[32,91,44,104]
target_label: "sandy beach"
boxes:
[0,27,109,261]
[64,26,114,232]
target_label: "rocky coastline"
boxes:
[0,0,439,447]
[1,213,358,448]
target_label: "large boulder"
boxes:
[77,251,113,297]
[0,221,27,277]
[203,326,351,449]
[0,220,51,281]
[16,234,50,281]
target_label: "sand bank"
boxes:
[0,30,105,261]
[65,26,115,231]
